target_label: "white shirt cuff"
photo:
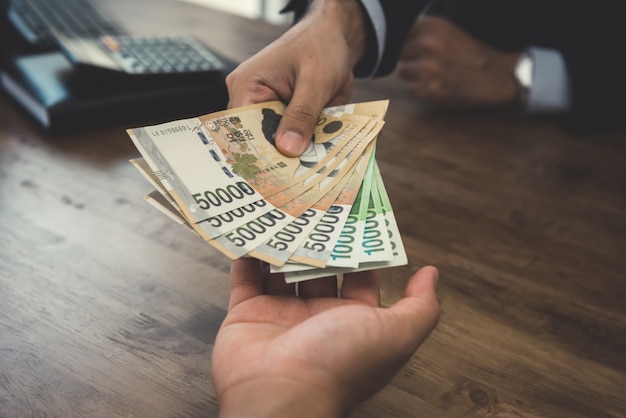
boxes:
[358,0,386,78]
[527,46,571,113]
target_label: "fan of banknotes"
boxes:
[127,100,407,283]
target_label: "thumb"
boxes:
[275,85,329,157]
[383,266,441,356]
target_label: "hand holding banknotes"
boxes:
[225,0,367,157]
[212,258,440,418]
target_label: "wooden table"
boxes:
[1,1,625,417]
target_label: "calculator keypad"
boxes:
[100,35,225,75]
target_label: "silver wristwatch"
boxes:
[514,49,533,107]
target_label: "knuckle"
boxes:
[415,80,445,101]
[418,36,444,55]
[285,103,318,124]
[225,71,237,89]
[426,81,444,98]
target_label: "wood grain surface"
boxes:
[1,1,625,417]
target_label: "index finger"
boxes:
[340,270,380,307]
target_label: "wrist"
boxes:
[488,51,522,108]
[217,376,344,418]
[307,0,367,67]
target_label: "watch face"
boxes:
[515,54,533,88]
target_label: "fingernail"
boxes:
[279,131,308,156]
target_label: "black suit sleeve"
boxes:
[557,4,626,133]
[366,1,425,76]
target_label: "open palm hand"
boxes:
[212,258,440,418]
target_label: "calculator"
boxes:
[53,32,227,75]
